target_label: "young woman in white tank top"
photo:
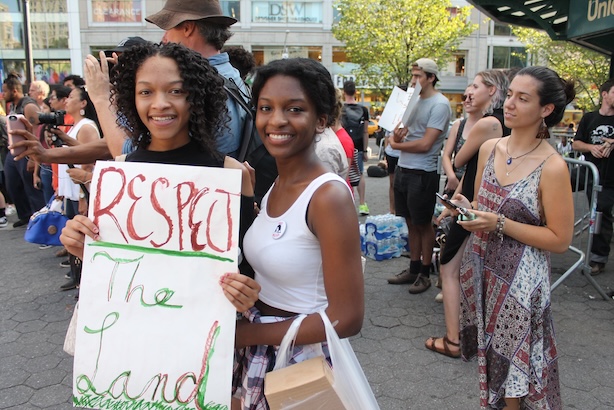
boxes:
[233,58,364,409]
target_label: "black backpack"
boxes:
[341,104,366,144]
[223,78,278,205]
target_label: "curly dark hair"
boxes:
[109,42,228,154]
[223,46,256,80]
[251,58,336,124]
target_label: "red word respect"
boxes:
[92,167,237,253]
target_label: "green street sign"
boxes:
[568,0,614,38]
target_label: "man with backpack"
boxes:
[341,80,370,215]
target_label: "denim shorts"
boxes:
[356,151,365,173]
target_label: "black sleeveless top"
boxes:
[460,108,509,201]
[441,109,510,265]
[126,139,224,167]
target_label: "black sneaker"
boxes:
[60,259,71,268]
[12,219,28,228]
[408,275,432,294]
[60,279,78,291]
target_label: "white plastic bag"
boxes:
[317,310,380,410]
[273,314,308,369]
[268,311,380,410]
[63,302,78,356]
[267,315,344,410]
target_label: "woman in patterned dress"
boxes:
[452,66,575,409]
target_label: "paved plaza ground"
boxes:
[1,141,613,409]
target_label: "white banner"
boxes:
[73,160,241,409]
[378,83,421,131]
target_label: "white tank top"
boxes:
[57,119,100,200]
[243,173,349,314]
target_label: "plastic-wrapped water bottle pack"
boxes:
[360,214,409,261]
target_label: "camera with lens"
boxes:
[39,110,66,147]
[38,110,65,127]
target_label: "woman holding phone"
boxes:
[454,66,575,409]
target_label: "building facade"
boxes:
[0,0,528,117]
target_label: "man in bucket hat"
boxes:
[146,0,247,157]
[8,1,250,174]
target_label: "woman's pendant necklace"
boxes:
[505,139,543,176]
[506,138,543,165]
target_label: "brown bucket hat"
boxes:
[145,0,237,30]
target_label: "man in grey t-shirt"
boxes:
[387,58,450,294]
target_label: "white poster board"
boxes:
[73,161,241,410]
[378,83,422,131]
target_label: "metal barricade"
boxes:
[551,157,611,300]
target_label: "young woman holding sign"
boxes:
[231,58,364,409]
[59,43,260,311]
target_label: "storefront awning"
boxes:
[467,0,614,75]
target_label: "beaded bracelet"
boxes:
[495,214,506,241]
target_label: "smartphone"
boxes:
[436,192,475,220]
[7,114,27,157]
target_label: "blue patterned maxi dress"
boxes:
[459,147,562,409]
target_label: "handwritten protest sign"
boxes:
[378,83,422,132]
[73,161,241,410]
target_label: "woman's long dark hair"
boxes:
[73,86,102,137]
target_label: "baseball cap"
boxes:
[413,58,439,78]
[106,37,149,54]
[146,0,237,30]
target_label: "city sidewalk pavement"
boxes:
[1,139,614,409]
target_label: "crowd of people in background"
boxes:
[2,0,614,408]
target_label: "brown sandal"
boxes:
[425,336,461,358]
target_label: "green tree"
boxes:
[332,0,476,88]
[512,27,609,111]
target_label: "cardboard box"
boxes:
[265,356,346,410]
